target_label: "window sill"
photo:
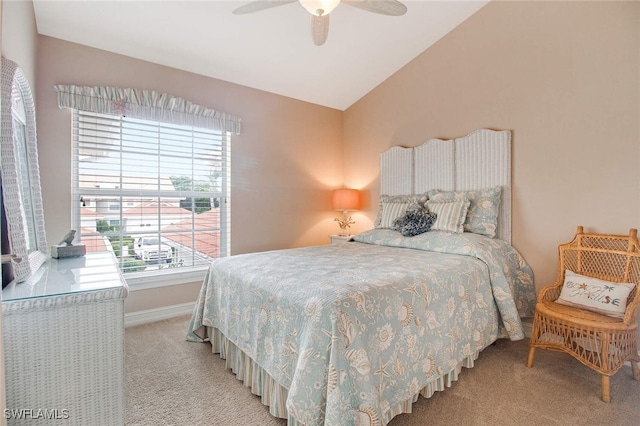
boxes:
[125,267,207,291]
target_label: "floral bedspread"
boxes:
[187,229,535,426]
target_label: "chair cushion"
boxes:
[536,301,623,325]
[556,270,635,319]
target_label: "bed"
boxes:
[187,128,536,426]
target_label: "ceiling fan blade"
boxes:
[233,0,297,15]
[342,0,407,16]
[311,14,330,46]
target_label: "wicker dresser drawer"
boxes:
[2,252,128,425]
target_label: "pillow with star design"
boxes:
[556,270,635,319]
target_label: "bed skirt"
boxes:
[206,326,482,426]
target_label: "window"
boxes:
[72,110,230,280]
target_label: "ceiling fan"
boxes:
[233,0,407,46]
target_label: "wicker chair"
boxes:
[526,226,640,402]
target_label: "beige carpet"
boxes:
[125,315,640,425]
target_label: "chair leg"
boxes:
[526,346,536,367]
[632,361,640,381]
[601,375,611,403]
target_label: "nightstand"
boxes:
[329,235,352,244]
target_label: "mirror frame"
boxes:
[1,57,48,282]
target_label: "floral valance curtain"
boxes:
[54,85,242,135]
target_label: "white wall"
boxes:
[1,0,36,89]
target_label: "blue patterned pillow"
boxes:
[429,186,502,238]
[391,207,437,237]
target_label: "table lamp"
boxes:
[332,188,360,236]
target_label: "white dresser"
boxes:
[2,252,128,425]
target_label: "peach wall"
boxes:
[344,1,640,293]
[3,1,639,321]
[36,36,343,313]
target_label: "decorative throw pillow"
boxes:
[429,186,502,238]
[391,207,437,237]
[556,270,635,319]
[374,194,429,229]
[425,199,470,233]
[375,200,412,229]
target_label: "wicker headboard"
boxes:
[380,128,512,243]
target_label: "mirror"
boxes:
[1,57,48,282]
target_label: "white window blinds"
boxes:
[72,110,230,276]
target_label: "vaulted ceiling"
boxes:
[33,1,488,110]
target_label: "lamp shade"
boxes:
[332,189,360,211]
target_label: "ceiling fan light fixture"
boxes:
[299,0,341,16]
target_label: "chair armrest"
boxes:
[538,280,563,302]
[623,291,640,324]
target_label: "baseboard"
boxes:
[125,302,195,328]
[521,316,533,339]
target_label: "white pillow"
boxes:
[425,199,470,234]
[376,201,412,229]
[556,270,635,319]
[374,194,429,229]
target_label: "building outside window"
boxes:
[72,110,231,280]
